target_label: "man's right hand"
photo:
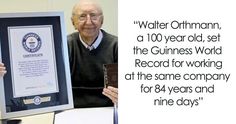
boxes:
[0,62,6,76]
[102,86,118,105]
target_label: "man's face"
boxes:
[72,3,103,40]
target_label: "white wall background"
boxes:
[0,0,117,36]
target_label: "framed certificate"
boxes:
[0,12,73,119]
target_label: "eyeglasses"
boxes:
[77,13,102,22]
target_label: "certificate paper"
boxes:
[8,25,59,98]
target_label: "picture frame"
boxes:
[0,12,73,119]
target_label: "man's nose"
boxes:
[84,15,93,24]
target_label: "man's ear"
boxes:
[101,15,104,25]
[71,17,77,30]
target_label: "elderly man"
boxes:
[0,0,118,108]
[68,0,118,108]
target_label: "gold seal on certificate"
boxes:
[23,96,51,105]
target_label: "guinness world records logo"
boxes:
[22,32,42,53]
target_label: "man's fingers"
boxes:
[103,88,118,104]
[107,86,118,93]
[0,63,6,76]
[0,70,7,76]
[103,91,118,104]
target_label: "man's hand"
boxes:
[0,63,6,77]
[103,86,118,104]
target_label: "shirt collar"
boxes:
[79,30,103,51]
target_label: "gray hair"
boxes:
[71,0,103,17]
